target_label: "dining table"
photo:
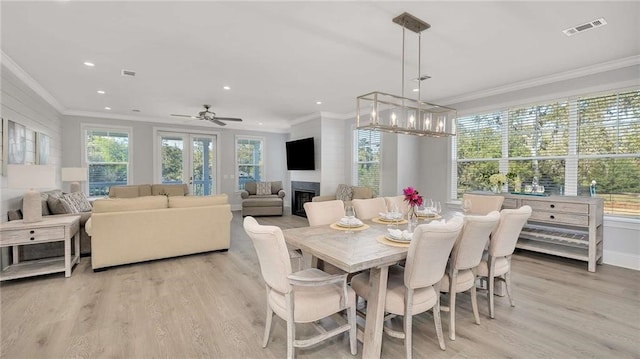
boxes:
[282,214,448,359]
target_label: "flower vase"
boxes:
[491,185,501,194]
[407,206,418,230]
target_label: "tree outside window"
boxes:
[236,137,264,190]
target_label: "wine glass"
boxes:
[434,201,442,216]
[462,199,472,215]
[345,205,355,233]
[425,199,434,214]
[390,204,400,229]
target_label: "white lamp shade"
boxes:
[7,165,56,189]
[61,167,88,182]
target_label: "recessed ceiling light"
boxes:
[412,88,419,92]
[83,62,95,67]
[258,122,263,125]
[223,86,231,90]
[316,101,322,105]
[97,90,106,94]
[104,107,111,110]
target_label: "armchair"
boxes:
[240,181,285,216]
[312,184,373,208]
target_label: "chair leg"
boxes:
[348,304,357,355]
[285,293,296,359]
[433,295,446,351]
[505,270,515,307]
[404,289,414,359]
[263,305,273,348]
[449,289,457,340]
[487,257,496,319]
[470,284,480,325]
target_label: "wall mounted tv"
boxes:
[286,137,315,170]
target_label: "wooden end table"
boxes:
[0,215,81,281]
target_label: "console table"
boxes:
[500,193,604,272]
[0,215,81,281]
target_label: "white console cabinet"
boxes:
[499,193,604,272]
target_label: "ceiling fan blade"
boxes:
[170,114,196,118]
[214,117,243,122]
[209,118,227,126]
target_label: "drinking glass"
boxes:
[462,199,472,214]
[425,199,434,214]
[345,205,355,233]
[434,201,442,216]
[390,204,400,229]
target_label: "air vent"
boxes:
[563,18,607,36]
[121,69,136,77]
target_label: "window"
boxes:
[453,89,640,217]
[236,136,264,190]
[353,129,381,197]
[84,127,130,197]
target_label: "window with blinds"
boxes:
[453,89,639,217]
[85,128,130,197]
[353,129,381,197]
[236,136,264,190]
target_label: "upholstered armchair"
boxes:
[240,181,285,216]
[312,184,373,208]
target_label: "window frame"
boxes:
[352,127,382,197]
[81,124,133,197]
[235,135,265,191]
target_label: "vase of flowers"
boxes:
[489,173,507,193]
[403,186,423,223]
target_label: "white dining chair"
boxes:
[303,200,345,227]
[462,193,505,215]
[476,205,532,319]
[243,216,357,359]
[351,217,464,359]
[384,195,410,215]
[352,197,388,220]
[440,211,501,340]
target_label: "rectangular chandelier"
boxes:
[356,91,457,137]
[356,12,457,137]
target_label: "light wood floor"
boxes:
[1,211,639,358]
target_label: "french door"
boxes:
[158,131,217,196]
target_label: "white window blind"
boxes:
[353,129,381,197]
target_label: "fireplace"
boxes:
[291,181,320,217]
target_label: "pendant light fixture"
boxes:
[356,12,457,137]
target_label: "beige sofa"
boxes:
[108,183,189,198]
[86,194,231,270]
[312,184,373,207]
[240,181,285,216]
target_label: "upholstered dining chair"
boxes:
[351,217,464,359]
[476,205,532,319]
[384,195,410,216]
[352,197,388,220]
[440,211,501,340]
[303,200,345,227]
[243,216,357,359]
[462,193,505,215]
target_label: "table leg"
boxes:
[12,246,19,264]
[74,232,80,265]
[64,235,71,278]
[362,265,389,359]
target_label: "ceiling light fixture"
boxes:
[97,90,105,94]
[83,61,95,67]
[104,107,111,110]
[316,101,322,105]
[223,86,231,90]
[356,12,456,137]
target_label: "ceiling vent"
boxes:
[121,69,136,77]
[563,18,607,36]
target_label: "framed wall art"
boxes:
[36,132,51,164]
[7,119,26,165]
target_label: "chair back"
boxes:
[243,216,292,294]
[404,217,464,289]
[463,193,505,215]
[304,200,345,226]
[489,205,532,258]
[384,195,409,215]
[352,197,387,220]
[451,211,501,270]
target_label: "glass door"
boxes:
[159,132,217,196]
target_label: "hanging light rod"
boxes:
[356,12,457,137]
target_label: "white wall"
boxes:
[1,63,63,222]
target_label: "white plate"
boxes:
[385,235,411,243]
[336,221,363,228]
[378,216,403,222]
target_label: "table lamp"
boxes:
[61,167,88,193]
[7,164,56,223]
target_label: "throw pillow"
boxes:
[336,184,353,201]
[47,196,79,214]
[256,182,272,195]
[63,192,92,212]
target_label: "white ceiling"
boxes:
[2,1,639,132]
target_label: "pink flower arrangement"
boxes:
[403,186,423,208]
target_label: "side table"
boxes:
[0,215,81,281]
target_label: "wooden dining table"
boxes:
[282,218,436,359]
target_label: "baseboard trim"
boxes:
[603,250,640,271]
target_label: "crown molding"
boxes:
[1,51,65,113]
[435,55,640,106]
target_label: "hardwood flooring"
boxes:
[1,211,639,358]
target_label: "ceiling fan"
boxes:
[171,104,242,126]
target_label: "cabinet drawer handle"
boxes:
[30,230,35,234]
[30,237,35,240]
[550,204,555,209]
[550,215,555,219]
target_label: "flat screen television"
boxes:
[286,137,315,170]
